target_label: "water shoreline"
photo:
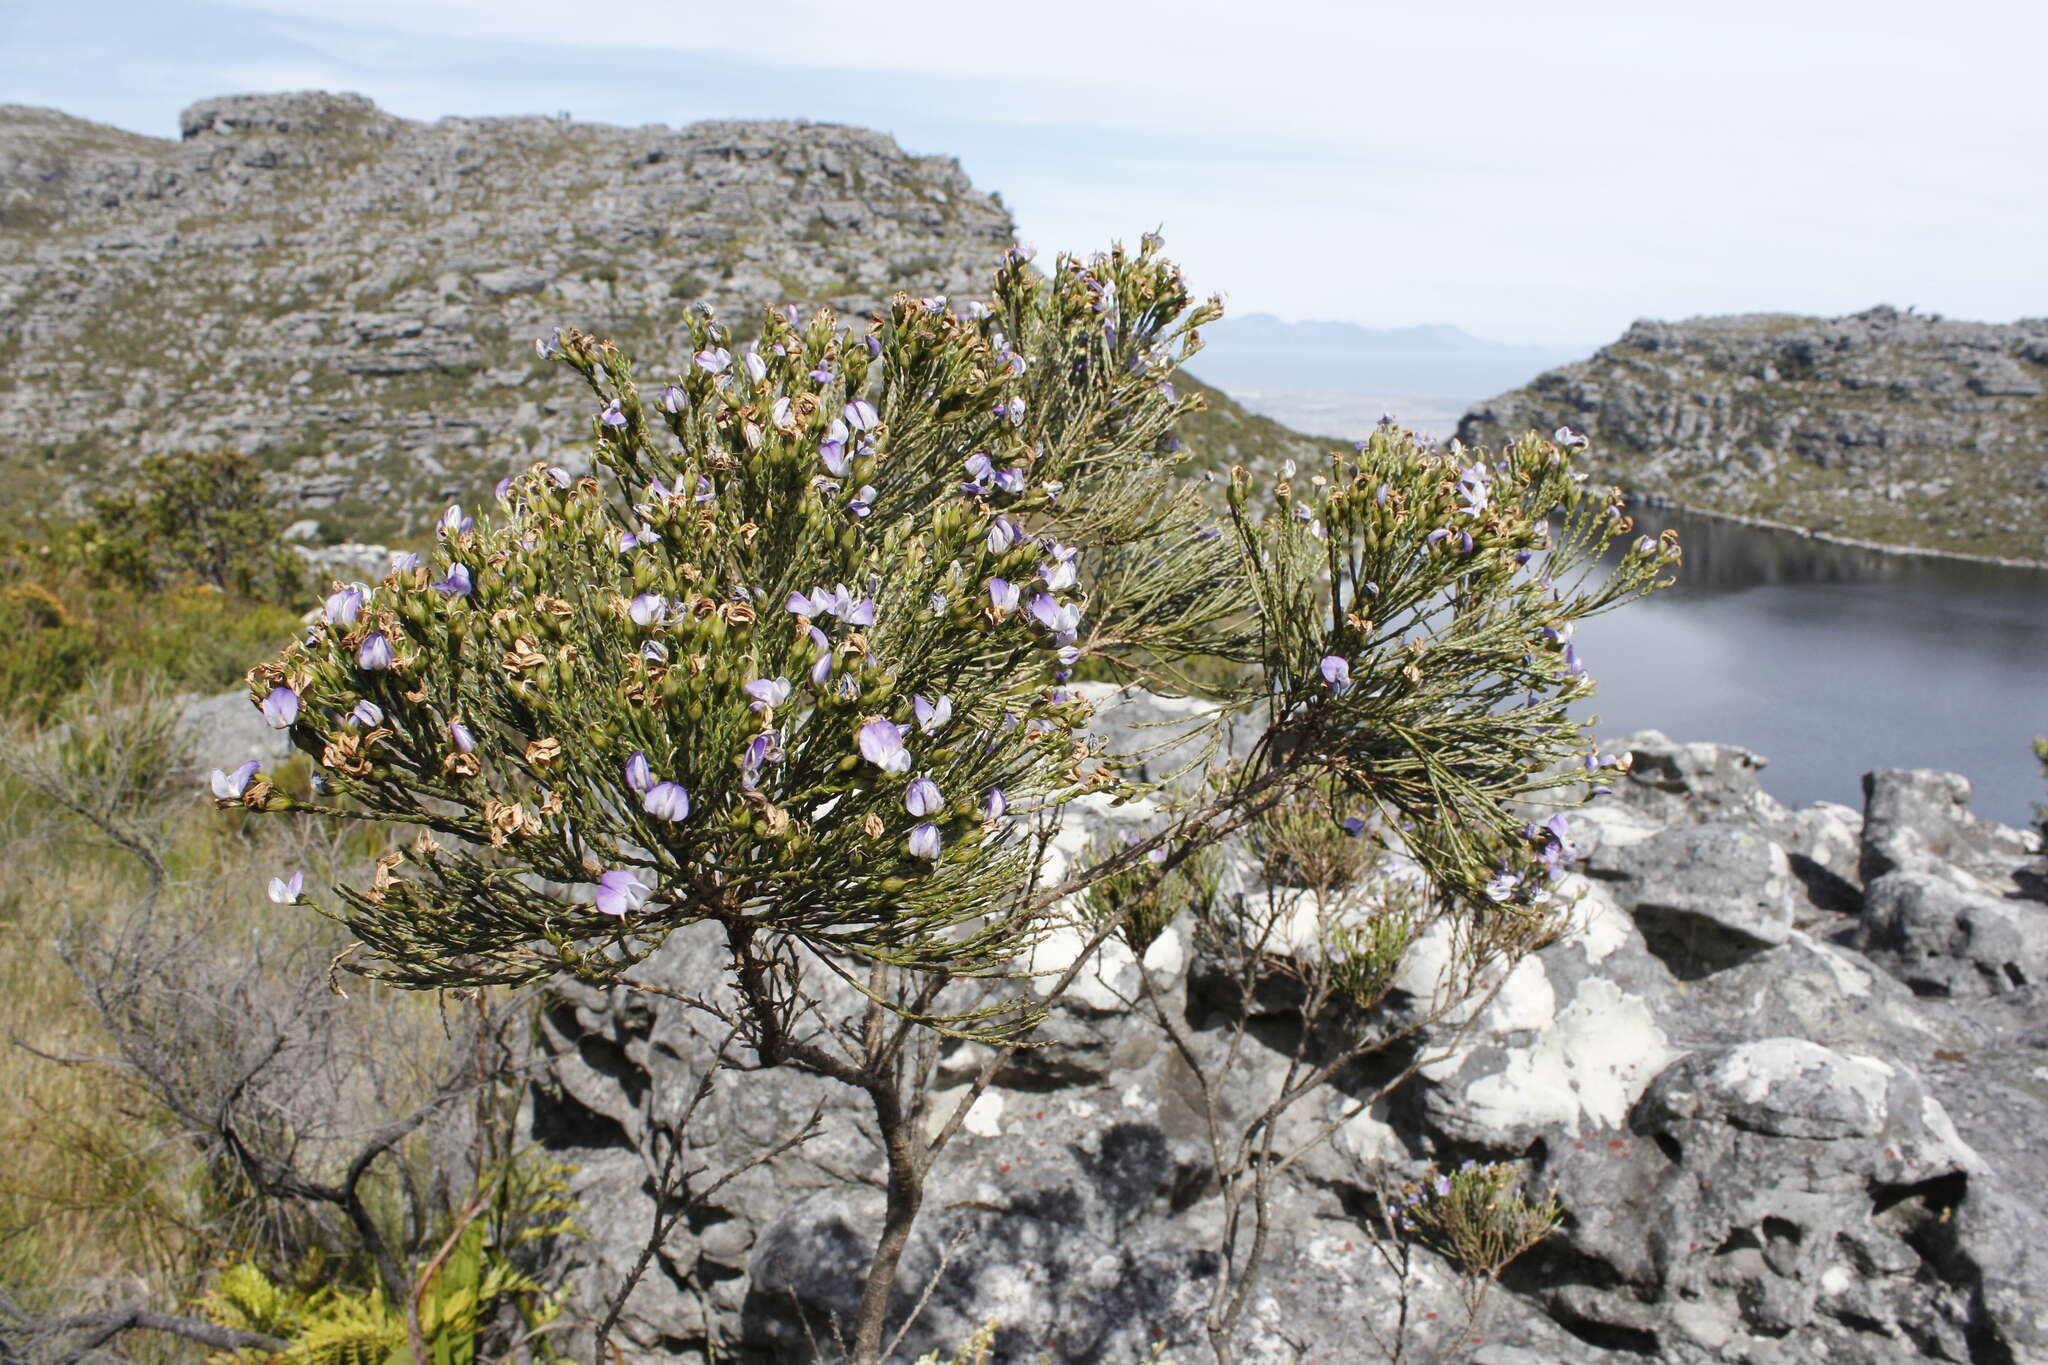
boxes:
[1622,488,2048,573]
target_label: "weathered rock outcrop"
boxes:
[523,690,2048,1364]
[1,93,1317,543]
[1456,308,2048,563]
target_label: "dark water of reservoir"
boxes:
[1569,507,2048,827]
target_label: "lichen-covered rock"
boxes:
[1456,307,2048,562]
[1598,823,1797,975]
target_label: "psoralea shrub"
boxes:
[226,235,1674,1025]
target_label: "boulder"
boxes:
[1598,823,1796,976]
[1857,869,2048,997]
[1860,767,2038,885]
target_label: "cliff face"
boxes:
[1457,307,2048,562]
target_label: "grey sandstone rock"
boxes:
[1599,822,1796,976]
[1857,870,2048,997]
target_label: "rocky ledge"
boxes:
[1457,308,2048,564]
[0,93,1316,543]
[499,687,2048,1365]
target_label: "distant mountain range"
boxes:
[0,92,1318,543]
[1185,314,1590,439]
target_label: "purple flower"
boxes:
[536,327,561,359]
[495,475,515,501]
[1484,870,1521,903]
[1554,426,1589,451]
[907,822,942,860]
[1564,645,1585,679]
[1028,593,1062,631]
[994,467,1027,495]
[820,439,849,477]
[858,718,911,773]
[810,649,833,686]
[210,760,259,800]
[437,505,471,539]
[593,869,651,917]
[1635,535,1657,555]
[694,475,716,503]
[848,485,877,519]
[1341,816,1368,837]
[695,347,731,374]
[988,578,1019,613]
[392,552,423,573]
[600,399,627,429]
[350,699,384,727]
[786,589,818,616]
[771,396,794,429]
[1320,655,1352,694]
[904,776,942,817]
[745,677,792,710]
[624,751,653,793]
[864,333,883,358]
[628,594,667,627]
[325,583,366,626]
[641,639,669,664]
[358,632,395,671]
[661,384,687,413]
[642,782,691,822]
[432,563,472,598]
[913,693,952,732]
[983,787,1007,821]
[965,453,995,487]
[449,721,475,753]
[844,399,878,431]
[741,731,782,789]
[260,687,299,730]
[987,518,1019,555]
[267,870,304,904]
[743,352,768,383]
[1043,557,1078,591]
[845,596,876,627]
[1426,528,1451,548]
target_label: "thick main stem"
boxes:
[849,1081,924,1365]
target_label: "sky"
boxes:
[6,0,2045,347]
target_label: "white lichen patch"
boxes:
[1452,977,1681,1135]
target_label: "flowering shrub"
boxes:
[1392,1159,1563,1302]
[219,236,1674,1361]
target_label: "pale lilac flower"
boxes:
[628,594,667,627]
[1029,593,1062,630]
[1554,426,1589,451]
[1564,645,1585,679]
[267,870,304,904]
[1484,870,1521,902]
[858,718,911,773]
[546,466,572,488]
[350,700,384,727]
[820,438,849,477]
[1426,528,1451,548]
[1043,557,1078,591]
[696,347,731,374]
[593,869,651,917]
[848,485,877,519]
[904,777,942,817]
[536,327,561,359]
[437,505,471,539]
[810,650,833,686]
[642,782,691,822]
[864,333,883,357]
[1635,535,1657,555]
[358,632,395,670]
[913,694,952,732]
[495,475,515,501]
[1056,644,1082,668]
[325,584,366,626]
[771,396,795,429]
[845,597,877,627]
[210,760,259,800]
[661,384,687,414]
[449,721,475,753]
[994,467,1026,495]
[640,640,669,664]
[964,453,994,489]
[694,475,716,503]
[1320,655,1352,694]
[599,399,627,428]
[391,551,423,573]
[844,399,878,431]
[786,589,818,616]
[433,564,472,598]
[745,677,792,710]
[907,823,942,860]
[625,751,653,793]
[987,518,1019,554]
[743,351,768,383]
[929,590,949,615]
[988,578,1019,613]
[260,687,299,729]
[984,787,1007,820]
